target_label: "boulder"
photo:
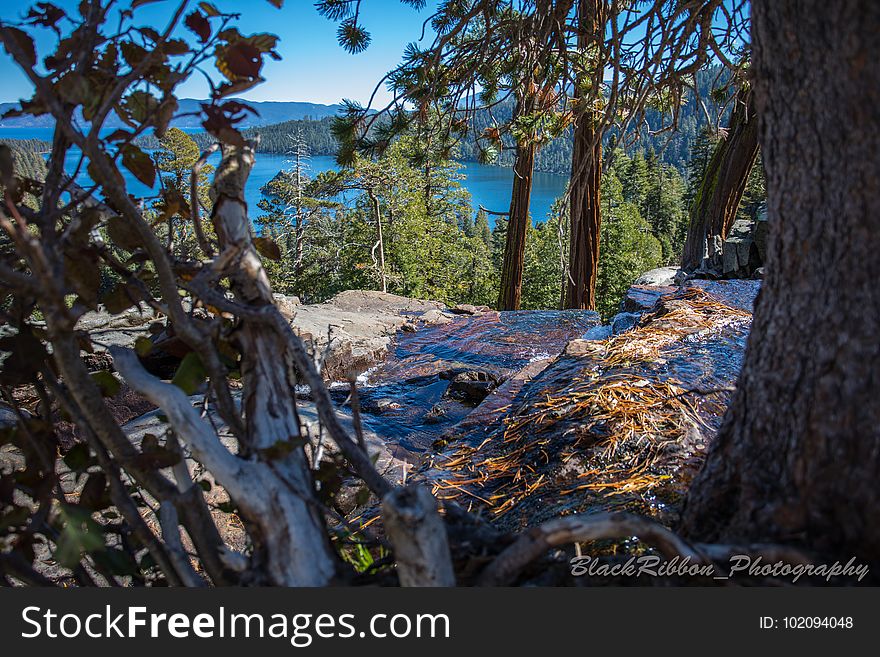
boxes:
[582,324,612,341]
[753,217,769,263]
[611,312,641,335]
[444,370,500,405]
[633,266,681,287]
[719,215,767,278]
[287,290,452,381]
[450,304,490,315]
[621,285,676,313]
[75,303,159,351]
[272,293,301,318]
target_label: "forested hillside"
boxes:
[137,67,731,176]
[0,98,345,128]
[136,116,340,155]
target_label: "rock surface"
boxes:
[74,290,458,380]
[278,290,454,380]
[721,216,765,277]
[422,279,760,532]
[633,266,681,287]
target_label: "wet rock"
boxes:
[0,403,24,430]
[437,357,556,448]
[287,290,449,381]
[424,284,759,533]
[376,398,402,412]
[445,371,499,405]
[582,324,612,341]
[684,279,762,313]
[621,285,677,313]
[564,339,597,356]
[450,304,490,315]
[611,312,641,335]
[419,308,455,325]
[424,402,454,425]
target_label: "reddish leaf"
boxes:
[120,41,148,68]
[162,38,189,56]
[2,28,37,67]
[26,3,66,30]
[106,215,143,251]
[221,41,261,80]
[185,11,211,44]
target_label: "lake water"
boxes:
[0,127,569,225]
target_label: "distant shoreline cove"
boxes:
[0,127,570,225]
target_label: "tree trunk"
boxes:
[681,0,880,567]
[294,217,305,278]
[680,87,759,272]
[368,189,387,293]
[563,0,603,310]
[382,485,456,586]
[564,119,602,310]
[208,141,337,585]
[497,140,536,310]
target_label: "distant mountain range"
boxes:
[0,99,345,129]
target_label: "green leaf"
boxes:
[198,2,220,17]
[121,144,155,187]
[134,336,154,357]
[171,352,206,395]
[354,486,371,507]
[90,370,121,398]
[63,444,93,473]
[54,505,105,569]
[93,547,140,577]
[258,436,306,461]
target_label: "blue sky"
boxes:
[0,0,436,105]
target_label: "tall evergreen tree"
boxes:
[682,0,880,566]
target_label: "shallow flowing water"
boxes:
[341,310,600,455]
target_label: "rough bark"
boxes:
[680,87,759,272]
[681,0,880,568]
[564,120,602,310]
[563,0,604,310]
[208,141,338,585]
[498,139,537,310]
